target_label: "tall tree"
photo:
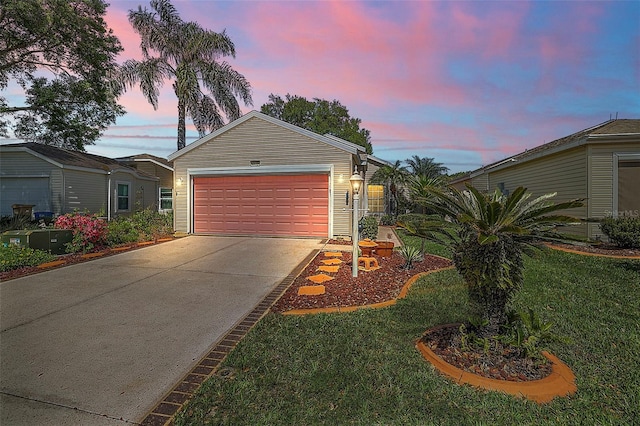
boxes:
[0,0,124,150]
[261,93,373,154]
[369,160,410,216]
[119,0,253,151]
[405,155,449,179]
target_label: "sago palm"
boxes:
[119,0,252,150]
[403,184,583,337]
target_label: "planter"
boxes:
[416,324,577,404]
[374,241,394,257]
[358,239,378,257]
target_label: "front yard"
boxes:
[175,243,639,425]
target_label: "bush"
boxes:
[54,213,107,253]
[379,214,395,226]
[130,209,173,240]
[600,216,640,248]
[397,213,430,228]
[0,245,56,272]
[0,215,38,233]
[106,217,140,246]
[359,216,379,240]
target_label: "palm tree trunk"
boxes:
[177,96,186,150]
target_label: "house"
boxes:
[115,154,174,212]
[463,119,640,240]
[168,111,390,238]
[0,143,159,219]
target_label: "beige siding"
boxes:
[0,151,64,215]
[134,162,173,188]
[587,142,640,239]
[173,117,354,236]
[64,170,108,214]
[109,171,159,217]
[471,173,489,192]
[487,148,588,237]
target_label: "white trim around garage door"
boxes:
[185,165,335,236]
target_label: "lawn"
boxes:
[175,241,639,425]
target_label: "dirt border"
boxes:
[545,243,640,259]
[416,332,577,404]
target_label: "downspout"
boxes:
[107,172,112,221]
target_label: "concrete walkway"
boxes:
[0,236,323,425]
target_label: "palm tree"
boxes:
[119,0,252,150]
[370,160,410,217]
[405,155,449,179]
[403,185,583,337]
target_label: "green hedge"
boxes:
[600,216,640,248]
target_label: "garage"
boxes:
[0,177,51,217]
[193,174,329,237]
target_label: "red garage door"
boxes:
[193,174,329,236]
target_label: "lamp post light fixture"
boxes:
[350,169,364,277]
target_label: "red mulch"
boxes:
[271,251,452,312]
[549,242,640,257]
[421,324,552,382]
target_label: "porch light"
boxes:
[176,177,183,186]
[349,170,364,194]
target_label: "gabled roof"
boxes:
[472,119,640,176]
[0,142,157,179]
[167,110,371,161]
[115,153,174,171]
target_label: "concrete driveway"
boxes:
[0,236,323,425]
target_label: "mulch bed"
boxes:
[271,251,452,312]
[549,242,640,257]
[421,324,552,382]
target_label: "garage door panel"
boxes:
[194,174,328,236]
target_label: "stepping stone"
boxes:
[298,285,326,296]
[317,265,340,273]
[323,251,342,257]
[321,258,342,265]
[306,273,334,284]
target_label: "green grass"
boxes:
[175,247,640,425]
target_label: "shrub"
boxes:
[398,245,422,269]
[0,215,38,233]
[106,217,140,246]
[130,209,174,240]
[600,216,640,248]
[54,213,107,253]
[0,245,56,272]
[359,216,379,240]
[379,214,395,226]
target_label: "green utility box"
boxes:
[2,229,73,255]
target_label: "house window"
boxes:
[159,187,173,211]
[117,182,131,211]
[367,184,384,214]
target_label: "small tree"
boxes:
[402,185,583,337]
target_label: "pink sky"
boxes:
[5,0,640,173]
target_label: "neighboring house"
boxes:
[464,119,640,240]
[168,110,390,238]
[116,154,174,212]
[0,143,159,219]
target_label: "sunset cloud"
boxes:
[4,0,637,173]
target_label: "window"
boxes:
[159,187,173,211]
[367,184,384,214]
[117,182,131,211]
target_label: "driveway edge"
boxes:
[138,249,320,426]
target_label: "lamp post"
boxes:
[350,169,364,277]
